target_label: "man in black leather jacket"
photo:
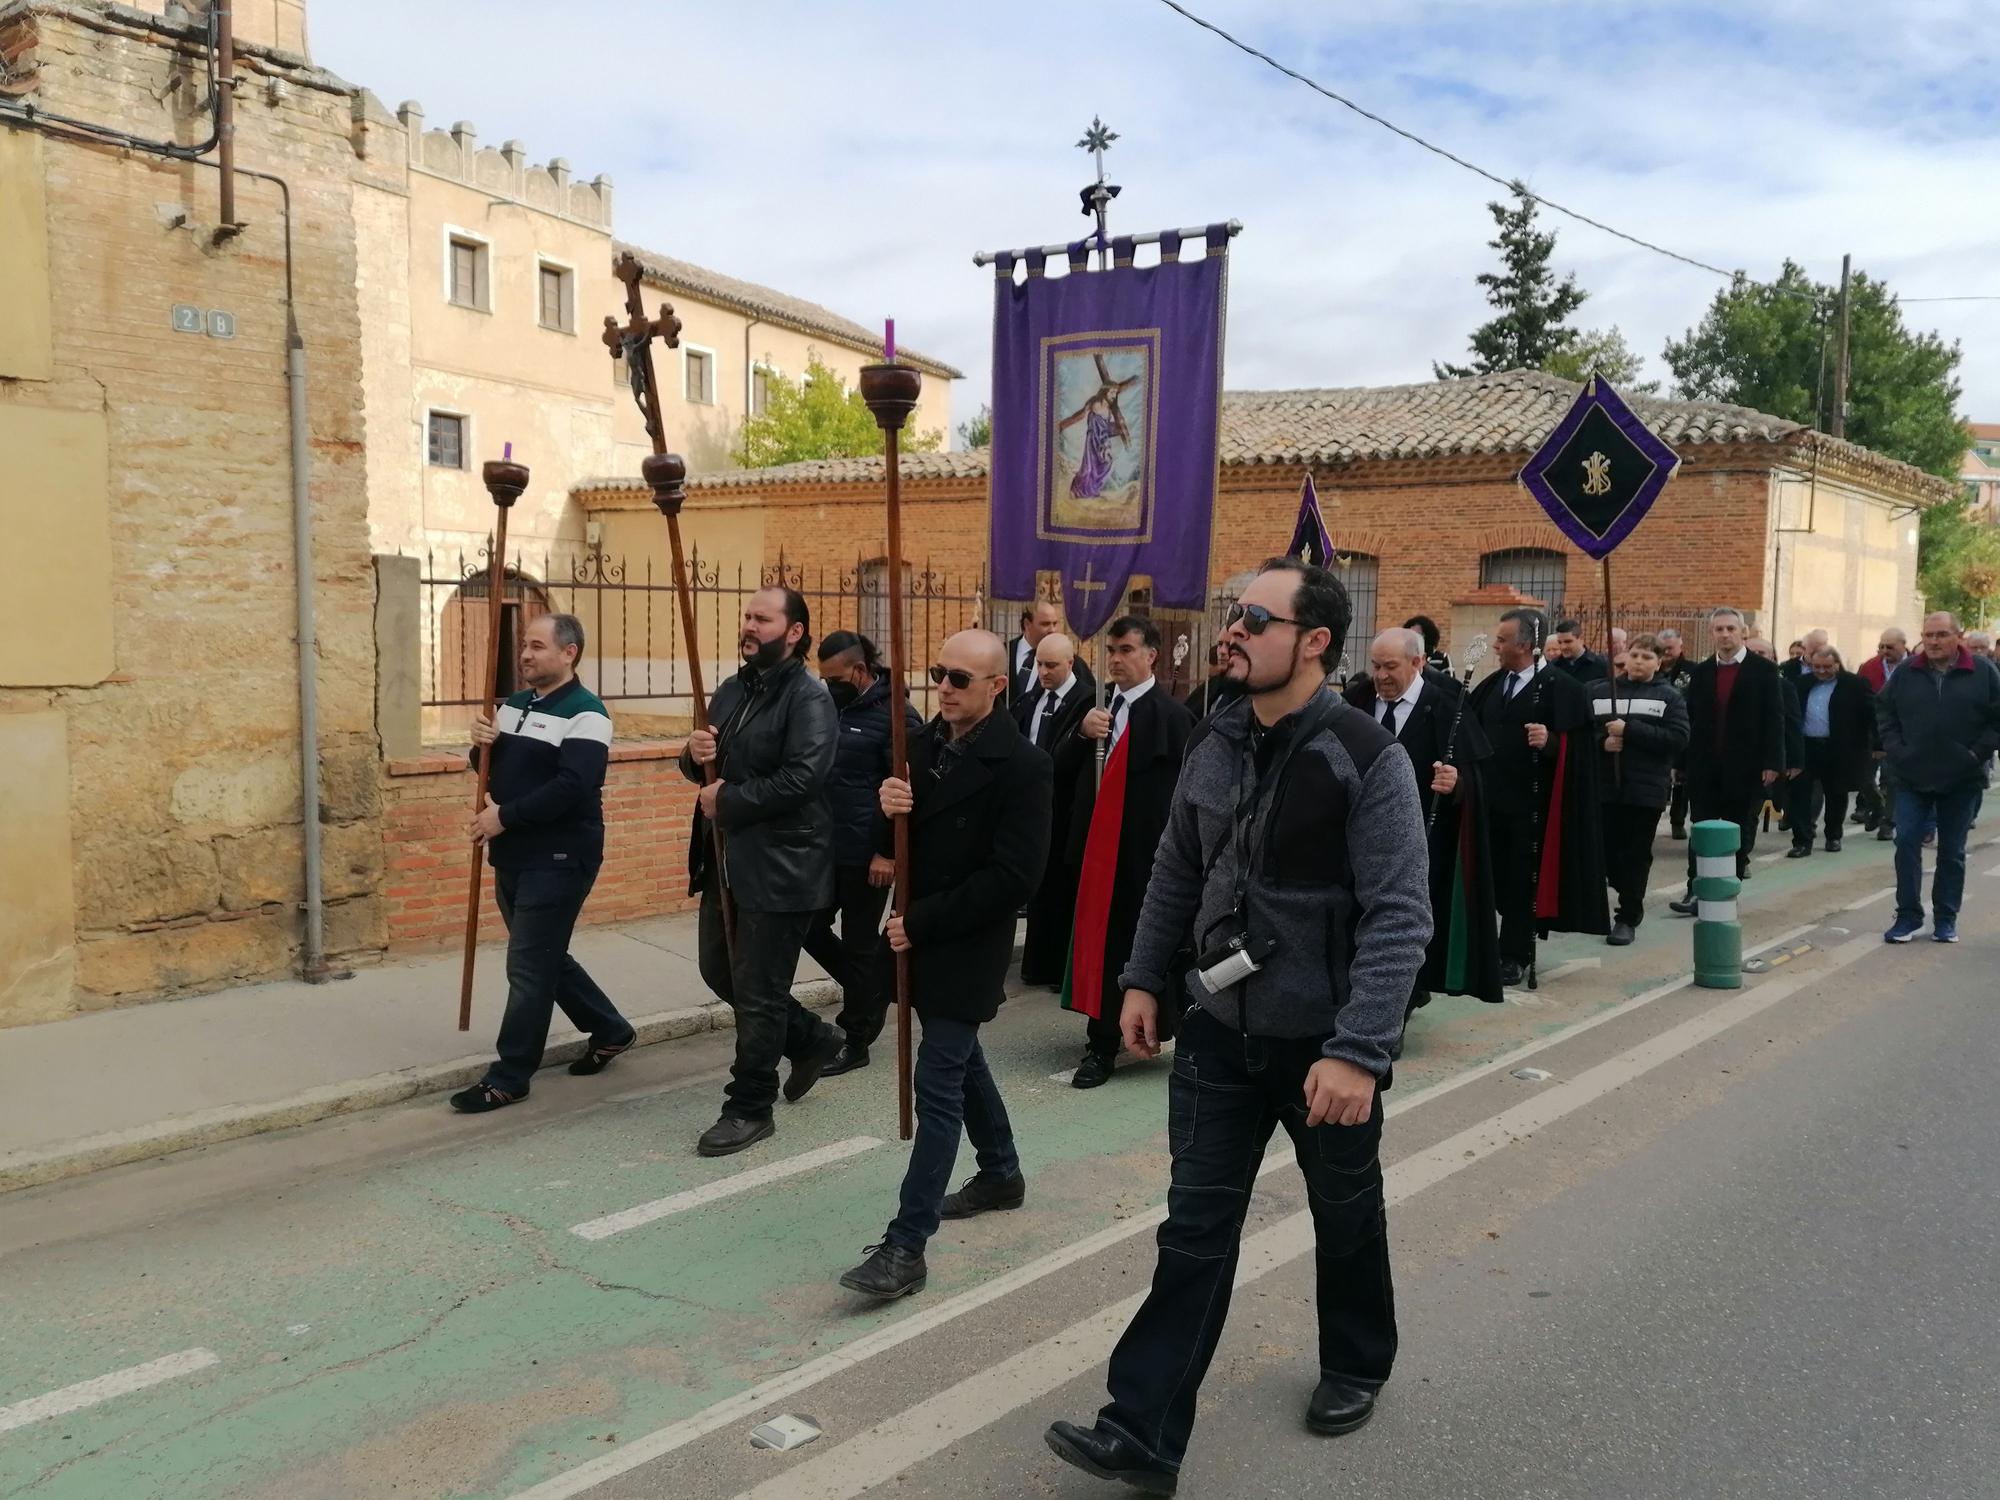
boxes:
[680,586,842,1157]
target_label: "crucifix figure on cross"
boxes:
[599,252,732,947]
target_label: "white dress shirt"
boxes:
[1376,675,1425,735]
[1106,675,1155,755]
[1499,661,1544,702]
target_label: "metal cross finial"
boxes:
[1076,116,1118,181]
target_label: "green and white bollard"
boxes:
[1690,819,1743,989]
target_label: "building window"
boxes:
[447,235,489,311]
[1480,547,1567,610]
[685,345,716,405]
[1332,552,1379,663]
[427,411,467,469]
[750,365,775,417]
[537,261,574,333]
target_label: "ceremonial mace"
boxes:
[1428,633,1489,833]
[458,446,527,1031]
[859,327,921,1144]
[602,253,732,950]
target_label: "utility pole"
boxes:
[1831,253,1852,440]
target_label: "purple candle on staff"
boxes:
[504,441,513,460]
[885,319,896,363]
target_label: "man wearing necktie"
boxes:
[1466,607,1609,986]
[1054,615,1194,1088]
[1346,628,1505,1031]
[1015,634,1094,986]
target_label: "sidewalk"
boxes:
[0,911,837,1194]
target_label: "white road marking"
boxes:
[0,1348,220,1436]
[1983,863,2000,878]
[1539,958,1602,983]
[740,928,1889,1499]
[1842,886,1897,912]
[568,1138,885,1241]
[509,922,1823,1500]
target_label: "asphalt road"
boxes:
[4,834,1994,1499]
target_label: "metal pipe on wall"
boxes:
[214,1,237,231]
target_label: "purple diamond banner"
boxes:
[1517,377,1682,560]
[987,227,1228,638]
[1288,473,1333,567]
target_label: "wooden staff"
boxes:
[459,451,528,1031]
[603,253,732,949]
[1602,555,1624,791]
[858,343,924,1143]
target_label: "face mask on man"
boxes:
[825,678,860,710]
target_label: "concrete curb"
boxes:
[0,979,843,1196]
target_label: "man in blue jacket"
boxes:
[453,613,634,1113]
[1877,611,2000,944]
[805,631,921,1078]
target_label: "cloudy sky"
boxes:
[313,0,2000,432]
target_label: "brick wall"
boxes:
[381,742,698,950]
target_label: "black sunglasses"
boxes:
[929,665,1002,690]
[1224,602,1300,635]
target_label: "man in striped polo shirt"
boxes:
[452,612,635,1113]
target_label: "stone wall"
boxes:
[0,6,381,1021]
[380,743,698,950]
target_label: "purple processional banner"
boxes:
[1517,376,1682,560]
[987,226,1229,639]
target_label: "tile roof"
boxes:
[614,241,964,380]
[574,370,1948,502]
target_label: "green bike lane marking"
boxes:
[2,847,1887,1497]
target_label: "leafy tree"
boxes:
[1917,496,2000,627]
[1543,325,1658,393]
[1661,260,1968,479]
[957,403,993,450]
[738,352,944,468]
[1434,182,1587,379]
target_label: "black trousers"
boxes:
[1098,1008,1394,1470]
[1490,810,1538,963]
[697,886,834,1121]
[485,864,633,1094]
[801,864,892,1049]
[1789,742,1848,849]
[1601,803,1663,926]
[1668,771,1690,834]
[1683,765,1760,884]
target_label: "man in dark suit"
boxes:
[839,629,1052,1301]
[1549,617,1612,685]
[1668,608,1786,912]
[1015,633,1093,985]
[1466,607,1609,985]
[1347,627,1504,1023]
[1006,598,1091,707]
[1786,645,1874,856]
[1657,628,1697,838]
[1054,615,1193,1087]
[1751,636,1807,831]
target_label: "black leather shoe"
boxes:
[1070,1052,1115,1090]
[696,1115,773,1157]
[783,1031,846,1103]
[1607,920,1635,946]
[1786,845,1811,859]
[819,1043,870,1078]
[1498,959,1525,987]
[1826,838,1843,853]
[1670,825,1688,840]
[940,1172,1026,1220]
[1875,827,1893,842]
[1305,1376,1378,1436]
[1668,895,1697,916]
[1044,1421,1178,1495]
[838,1241,927,1300]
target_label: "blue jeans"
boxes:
[1098,1008,1395,1470]
[486,865,632,1094]
[1893,786,1980,925]
[885,1013,1020,1252]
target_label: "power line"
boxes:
[1150,0,1993,309]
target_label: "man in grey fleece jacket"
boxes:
[1046,558,1431,1496]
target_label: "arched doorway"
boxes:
[436,568,552,731]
